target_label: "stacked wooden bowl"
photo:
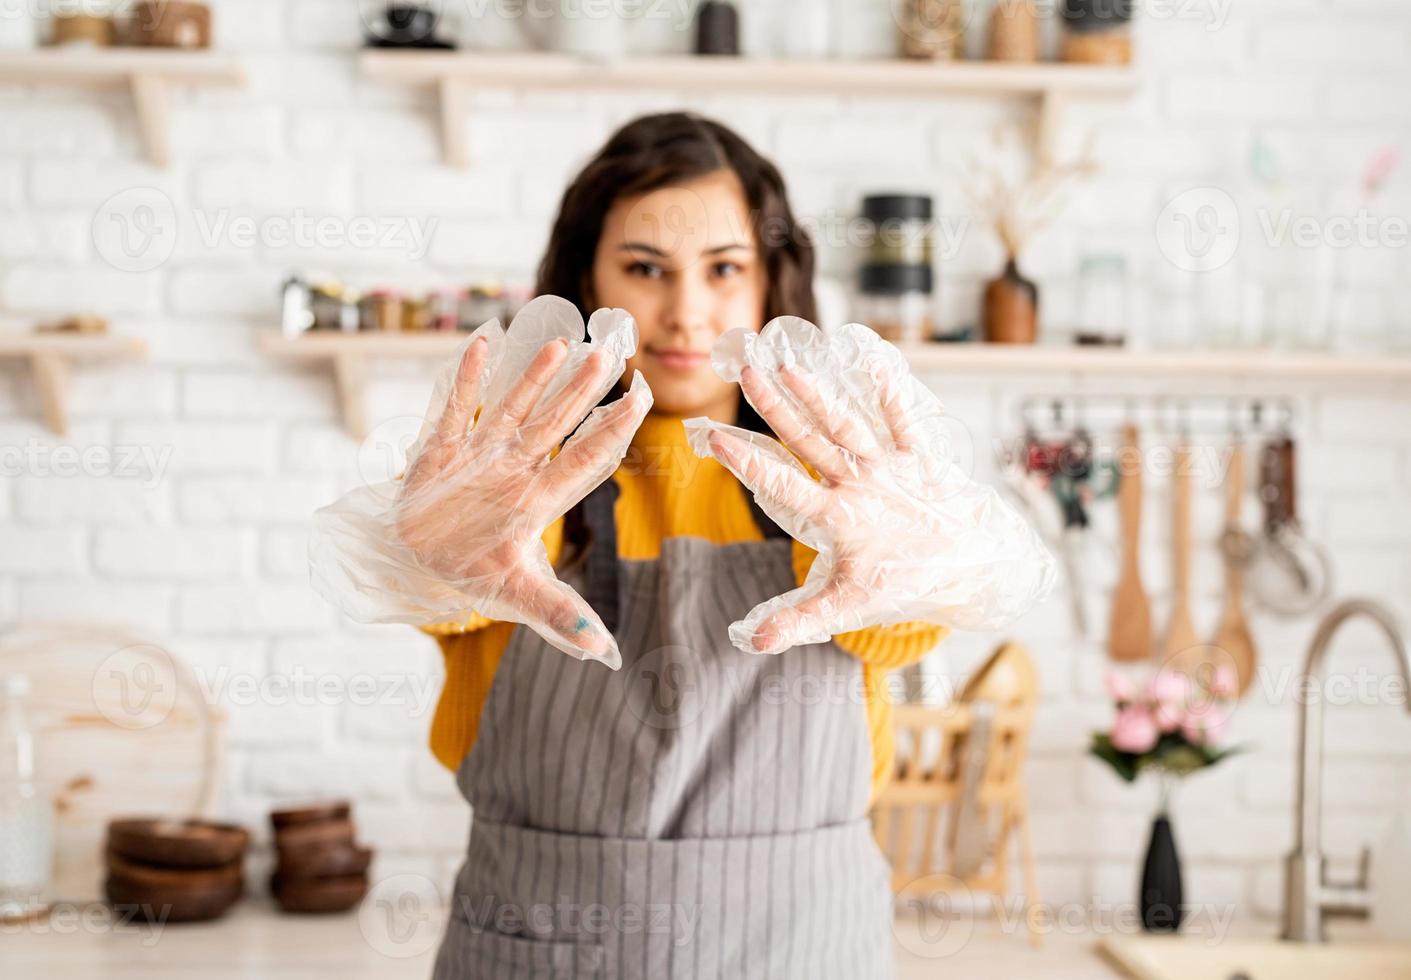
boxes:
[105,819,249,923]
[269,801,372,914]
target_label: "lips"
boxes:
[647,348,710,371]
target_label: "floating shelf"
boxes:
[358,50,1139,167]
[260,330,1411,438]
[0,50,245,166]
[0,333,148,435]
[901,343,1411,382]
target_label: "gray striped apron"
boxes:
[433,483,895,980]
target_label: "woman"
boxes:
[316,112,1050,979]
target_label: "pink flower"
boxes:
[1153,698,1186,734]
[1182,709,1228,747]
[1147,670,1190,706]
[1106,671,1135,704]
[1111,705,1160,754]
[1209,665,1238,699]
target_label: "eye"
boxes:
[627,260,663,279]
[711,260,744,278]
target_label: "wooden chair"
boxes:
[870,642,1042,946]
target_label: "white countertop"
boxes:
[3,901,1122,979]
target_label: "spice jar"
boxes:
[1060,0,1133,65]
[430,289,463,332]
[366,289,404,333]
[988,0,1040,62]
[1074,254,1129,346]
[695,1,739,56]
[310,283,348,331]
[459,284,504,332]
[898,0,964,60]
[402,296,430,333]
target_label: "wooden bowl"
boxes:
[276,842,373,879]
[269,872,368,914]
[105,854,243,924]
[106,851,244,890]
[269,800,352,831]
[273,816,356,851]
[107,818,250,870]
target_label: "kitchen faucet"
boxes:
[1282,599,1411,942]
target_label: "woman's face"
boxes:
[589,168,766,421]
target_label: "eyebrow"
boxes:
[617,241,753,257]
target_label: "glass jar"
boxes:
[0,674,51,922]
[1074,254,1128,346]
[854,287,934,345]
[1060,0,1132,64]
[898,0,964,60]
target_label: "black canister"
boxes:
[857,194,936,343]
[695,1,739,56]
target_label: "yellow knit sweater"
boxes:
[422,413,948,804]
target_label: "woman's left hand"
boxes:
[685,319,1055,655]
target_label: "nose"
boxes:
[661,271,711,342]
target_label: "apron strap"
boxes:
[577,477,789,637]
[580,479,621,635]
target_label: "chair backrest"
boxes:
[871,642,1038,894]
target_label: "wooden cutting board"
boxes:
[0,623,223,902]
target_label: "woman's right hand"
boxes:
[309,297,649,669]
[396,334,650,666]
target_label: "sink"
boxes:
[1099,935,1411,980]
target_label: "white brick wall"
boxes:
[1,0,1409,925]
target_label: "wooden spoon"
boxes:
[1212,440,1258,695]
[1162,440,1201,670]
[1109,423,1152,662]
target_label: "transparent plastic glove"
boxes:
[685,317,1056,655]
[309,296,653,669]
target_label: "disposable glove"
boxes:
[309,296,652,669]
[685,317,1056,655]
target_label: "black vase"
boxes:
[1139,814,1184,932]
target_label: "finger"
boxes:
[777,365,883,461]
[519,350,610,457]
[740,366,855,482]
[485,338,569,433]
[504,565,620,668]
[878,369,919,454]
[543,382,651,507]
[434,336,488,447]
[748,578,866,655]
[702,427,827,517]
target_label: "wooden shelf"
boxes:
[261,330,1411,437]
[358,50,1139,167]
[900,343,1411,382]
[0,333,148,435]
[0,50,245,166]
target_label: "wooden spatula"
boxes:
[1213,440,1258,695]
[1109,423,1152,662]
[1162,440,1201,670]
